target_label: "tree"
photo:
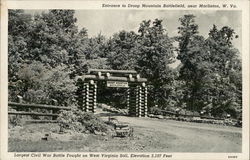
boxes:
[202,25,242,118]
[27,10,79,68]
[14,61,76,105]
[105,20,177,109]
[176,14,210,112]
[176,14,242,118]
[84,33,106,59]
[136,19,176,108]
[70,32,108,77]
[8,10,82,105]
[8,10,32,83]
[68,27,88,78]
[107,30,139,70]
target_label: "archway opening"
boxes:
[97,83,127,109]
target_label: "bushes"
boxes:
[150,106,163,115]
[9,115,24,128]
[78,113,109,133]
[9,61,76,106]
[8,109,26,128]
[57,109,109,134]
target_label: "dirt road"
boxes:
[111,116,242,152]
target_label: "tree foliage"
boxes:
[176,15,242,118]
[105,19,176,108]
[136,19,176,108]
[107,31,139,70]
[8,10,80,104]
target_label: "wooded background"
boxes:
[8,10,242,118]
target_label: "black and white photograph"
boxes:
[1,0,249,160]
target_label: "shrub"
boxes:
[57,108,109,134]
[9,62,76,106]
[9,115,21,128]
[150,106,163,115]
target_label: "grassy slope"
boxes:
[8,123,175,152]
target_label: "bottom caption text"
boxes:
[13,153,173,159]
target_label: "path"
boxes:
[99,111,242,152]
